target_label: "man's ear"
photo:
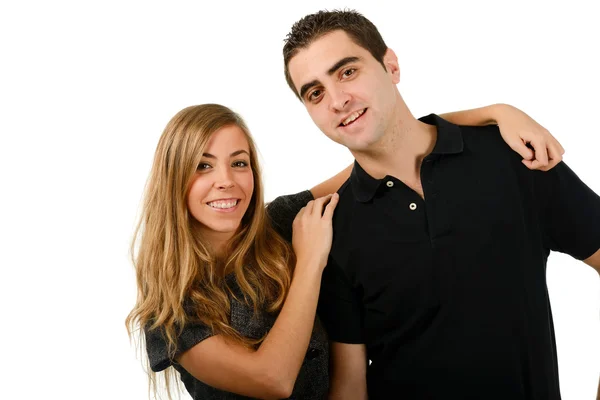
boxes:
[383,48,400,84]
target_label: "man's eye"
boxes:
[309,89,322,100]
[343,68,356,77]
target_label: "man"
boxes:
[270,9,600,400]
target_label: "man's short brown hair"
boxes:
[283,9,389,99]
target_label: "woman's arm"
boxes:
[310,164,353,199]
[310,104,564,199]
[439,104,504,126]
[440,103,565,171]
[178,194,339,399]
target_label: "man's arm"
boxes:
[583,248,600,275]
[533,162,600,399]
[583,248,600,400]
[317,252,367,399]
[328,342,368,400]
[584,246,600,400]
[440,103,564,171]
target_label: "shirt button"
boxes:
[386,181,394,187]
[409,202,417,210]
[306,348,321,360]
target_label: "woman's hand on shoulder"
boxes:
[292,193,339,270]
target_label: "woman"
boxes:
[126,104,336,399]
[126,103,561,399]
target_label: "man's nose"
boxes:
[329,85,351,112]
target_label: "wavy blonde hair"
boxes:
[126,104,295,398]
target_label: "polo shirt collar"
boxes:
[350,114,464,203]
[420,113,464,156]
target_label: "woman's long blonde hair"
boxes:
[126,104,294,398]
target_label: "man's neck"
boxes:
[352,102,438,183]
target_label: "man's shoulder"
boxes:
[459,123,502,144]
[331,178,356,219]
[457,124,525,166]
[329,180,360,264]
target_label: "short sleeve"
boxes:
[535,161,600,260]
[266,190,314,243]
[145,321,213,372]
[317,256,364,344]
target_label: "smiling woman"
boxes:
[125,103,338,399]
[187,125,255,251]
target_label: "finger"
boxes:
[551,136,565,157]
[312,194,333,216]
[297,201,313,220]
[293,205,307,224]
[521,159,547,171]
[546,142,563,168]
[522,158,545,171]
[530,138,549,167]
[304,199,315,216]
[322,193,339,220]
[522,157,552,171]
[549,132,565,155]
[521,159,534,170]
[510,139,534,161]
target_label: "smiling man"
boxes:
[270,9,600,400]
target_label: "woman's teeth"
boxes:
[208,200,238,209]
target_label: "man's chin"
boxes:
[343,138,375,153]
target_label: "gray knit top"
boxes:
[145,190,328,399]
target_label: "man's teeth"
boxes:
[342,109,365,126]
[208,200,239,209]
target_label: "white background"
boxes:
[1,1,599,399]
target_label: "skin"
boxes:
[178,193,339,399]
[584,250,600,275]
[289,30,439,196]
[178,123,340,398]
[187,125,254,251]
[289,29,600,398]
[290,31,401,155]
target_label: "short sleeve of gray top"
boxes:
[145,190,326,400]
[266,190,314,242]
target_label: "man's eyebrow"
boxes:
[298,56,361,100]
[327,56,360,75]
[299,79,320,100]
[202,150,249,159]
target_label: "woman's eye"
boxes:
[233,160,248,168]
[197,163,212,170]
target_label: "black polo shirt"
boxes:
[317,114,600,400]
